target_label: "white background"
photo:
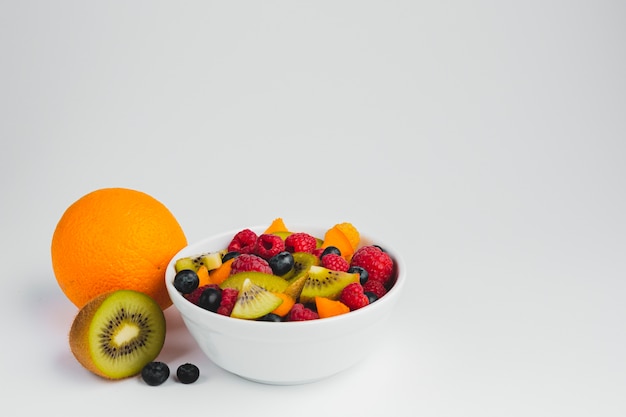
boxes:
[1,1,625,416]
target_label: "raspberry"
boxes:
[254,234,285,260]
[321,253,349,272]
[185,284,219,306]
[230,254,273,275]
[311,247,325,258]
[288,303,319,321]
[217,288,239,316]
[339,282,369,311]
[363,279,387,299]
[284,232,318,253]
[227,229,258,254]
[350,245,394,284]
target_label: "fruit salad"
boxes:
[171,219,396,321]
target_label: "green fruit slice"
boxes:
[282,252,318,282]
[69,290,166,380]
[299,266,360,304]
[175,250,226,272]
[230,279,284,319]
[220,271,289,293]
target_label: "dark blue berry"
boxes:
[198,287,222,312]
[348,266,369,285]
[321,246,341,258]
[365,291,378,304]
[268,251,294,276]
[176,363,200,384]
[222,251,240,262]
[141,361,170,386]
[258,313,283,322]
[173,269,199,294]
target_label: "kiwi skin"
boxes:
[69,290,166,380]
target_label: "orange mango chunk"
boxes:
[315,296,350,319]
[209,257,234,285]
[196,265,213,287]
[264,217,289,234]
[334,222,360,251]
[321,226,354,259]
[271,293,295,317]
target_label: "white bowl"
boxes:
[165,224,406,385]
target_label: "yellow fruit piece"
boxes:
[334,222,360,251]
[264,217,289,234]
[51,188,187,310]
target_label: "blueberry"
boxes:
[176,363,200,384]
[268,251,294,276]
[173,269,199,294]
[222,251,240,262]
[348,266,369,285]
[365,291,378,304]
[141,361,170,386]
[198,287,222,312]
[258,313,283,322]
[320,246,341,258]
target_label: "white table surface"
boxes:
[2,1,625,416]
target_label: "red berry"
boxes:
[339,282,369,310]
[230,254,273,275]
[288,303,319,321]
[254,234,286,260]
[350,246,394,285]
[321,253,349,272]
[227,229,258,254]
[311,247,325,258]
[362,279,387,299]
[217,288,239,316]
[284,232,318,254]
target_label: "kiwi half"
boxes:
[299,265,359,304]
[230,278,283,319]
[69,290,166,380]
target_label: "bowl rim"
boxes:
[165,223,406,329]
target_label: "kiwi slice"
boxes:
[299,265,360,304]
[69,290,166,380]
[282,252,318,282]
[175,250,225,272]
[219,271,289,293]
[230,278,284,319]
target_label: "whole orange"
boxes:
[51,188,187,310]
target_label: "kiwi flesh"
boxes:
[220,271,289,293]
[230,278,283,319]
[282,252,318,282]
[69,290,166,380]
[175,250,225,272]
[299,265,360,304]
